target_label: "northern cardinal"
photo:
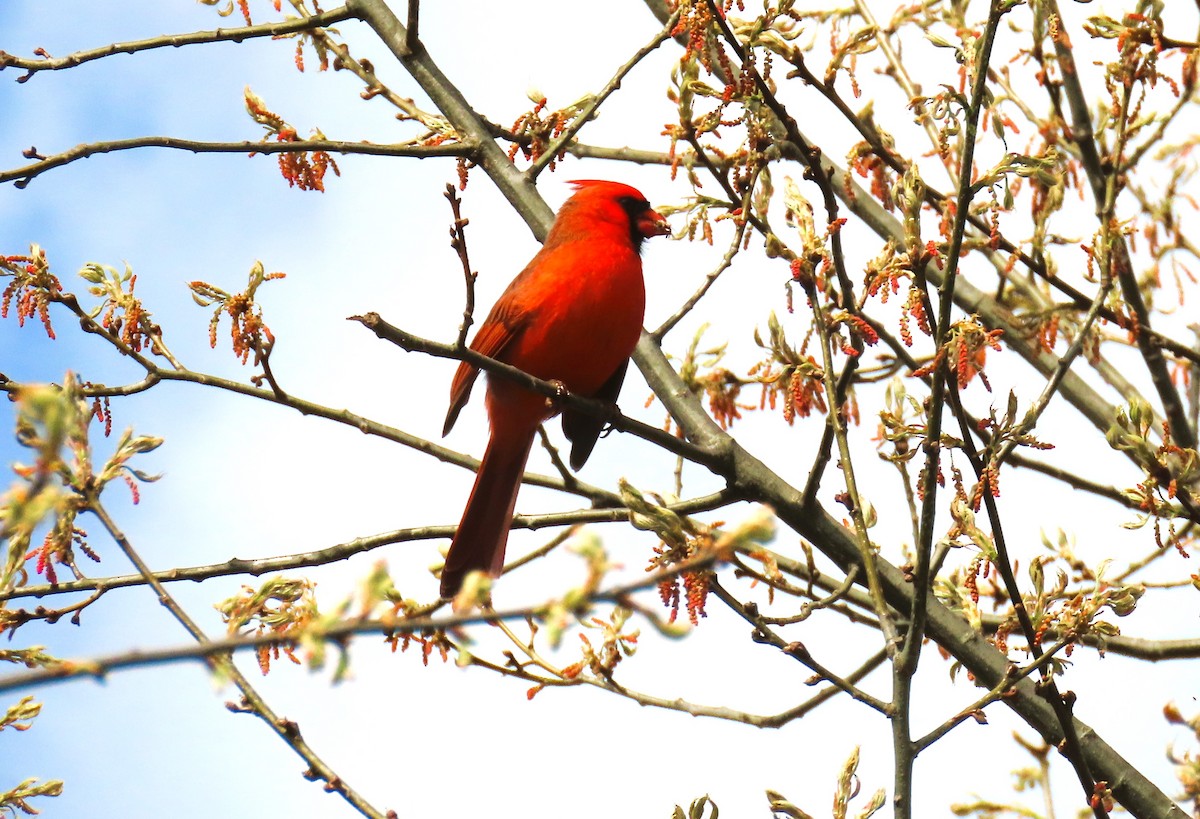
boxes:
[439,180,670,599]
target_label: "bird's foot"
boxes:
[544,379,570,417]
[598,399,621,426]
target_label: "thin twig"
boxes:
[1,588,105,631]
[535,425,576,485]
[29,292,626,506]
[282,0,448,131]
[653,168,757,340]
[755,565,860,626]
[2,491,737,605]
[0,553,721,695]
[351,311,720,468]
[1042,0,1194,452]
[0,7,354,78]
[911,0,1009,661]
[405,0,419,52]
[87,500,387,819]
[731,558,882,630]
[2,136,473,187]
[1004,452,1134,508]
[852,0,956,181]
[466,622,881,727]
[527,11,680,179]
[945,382,1105,818]
[710,578,891,715]
[993,269,1114,469]
[444,184,477,349]
[914,637,1072,753]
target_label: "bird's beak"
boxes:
[638,208,671,239]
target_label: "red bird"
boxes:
[439,181,670,599]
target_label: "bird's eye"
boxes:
[617,196,650,217]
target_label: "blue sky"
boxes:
[2,2,1199,818]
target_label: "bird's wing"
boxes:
[442,288,529,436]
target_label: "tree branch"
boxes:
[351,311,723,469]
[14,291,636,509]
[1041,0,1195,451]
[0,554,719,695]
[710,579,891,716]
[2,137,473,187]
[526,10,680,178]
[0,7,354,79]
[913,637,1073,753]
[2,491,736,605]
[87,499,386,819]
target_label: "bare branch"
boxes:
[0,7,354,79]
[351,311,723,469]
[1042,0,1195,451]
[526,10,681,178]
[38,290,637,506]
[0,554,721,696]
[653,170,756,341]
[405,0,419,52]
[2,491,737,605]
[2,137,474,187]
[87,499,387,819]
[711,579,891,716]
[914,638,1073,753]
[444,185,477,349]
[349,0,554,237]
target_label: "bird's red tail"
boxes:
[440,429,535,598]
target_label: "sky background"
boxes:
[2,2,1199,818]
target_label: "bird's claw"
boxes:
[599,400,621,430]
[545,379,570,416]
